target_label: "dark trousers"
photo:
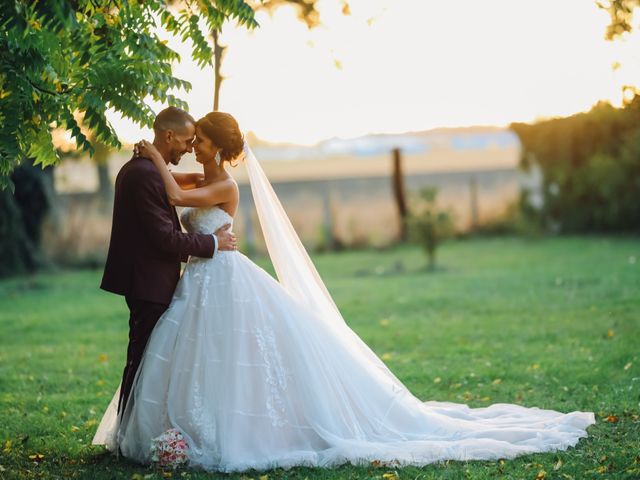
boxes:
[118,296,169,416]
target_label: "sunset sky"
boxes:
[107,0,640,145]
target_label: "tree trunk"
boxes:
[212,29,226,111]
[94,141,113,213]
[0,159,54,277]
[392,148,408,242]
[0,187,33,277]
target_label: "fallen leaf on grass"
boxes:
[98,354,109,363]
[70,425,80,432]
[433,377,441,384]
[624,362,632,370]
[492,378,502,385]
[382,472,399,480]
[536,470,546,479]
[607,329,615,338]
[28,454,44,462]
[554,458,563,470]
[381,353,393,361]
[604,415,619,423]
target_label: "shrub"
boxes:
[511,96,640,233]
[408,187,455,270]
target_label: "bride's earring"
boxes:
[214,151,221,166]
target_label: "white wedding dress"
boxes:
[93,146,594,473]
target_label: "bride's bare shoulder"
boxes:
[198,177,237,190]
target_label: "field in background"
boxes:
[49,133,522,261]
[1,236,638,479]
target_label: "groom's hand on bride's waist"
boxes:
[214,224,237,252]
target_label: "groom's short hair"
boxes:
[153,106,196,134]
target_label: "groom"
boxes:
[101,106,236,416]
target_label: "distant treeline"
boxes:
[511,96,640,233]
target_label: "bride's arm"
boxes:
[172,172,204,190]
[167,179,238,208]
[137,140,237,208]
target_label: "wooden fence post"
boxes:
[392,148,408,241]
[469,175,479,230]
[322,187,338,251]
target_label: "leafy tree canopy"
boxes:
[598,0,640,39]
[0,0,258,190]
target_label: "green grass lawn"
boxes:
[1,236,639,479]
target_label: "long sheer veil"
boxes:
[242,140,409,387]
[243,142,345,327]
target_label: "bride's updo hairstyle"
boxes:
[196,112,244,166]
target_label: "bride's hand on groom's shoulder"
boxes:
[134,139,161,161]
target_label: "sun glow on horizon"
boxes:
[108,0,638,146]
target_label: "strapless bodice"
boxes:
[180,206,234,234]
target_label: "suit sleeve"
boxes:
[130,168,215,259]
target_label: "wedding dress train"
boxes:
[92,147,594,472]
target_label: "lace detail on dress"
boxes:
[253,317,290,427]
[180,206,233,235]
[188,381,219,461]
[192,261,213,307]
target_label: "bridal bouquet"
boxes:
[150,428,189,468]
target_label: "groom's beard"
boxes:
[169,151,185,166]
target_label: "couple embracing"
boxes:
[92,107,594,473]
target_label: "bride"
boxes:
[93,111,594,472]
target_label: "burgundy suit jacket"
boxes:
[101,156,214,304]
